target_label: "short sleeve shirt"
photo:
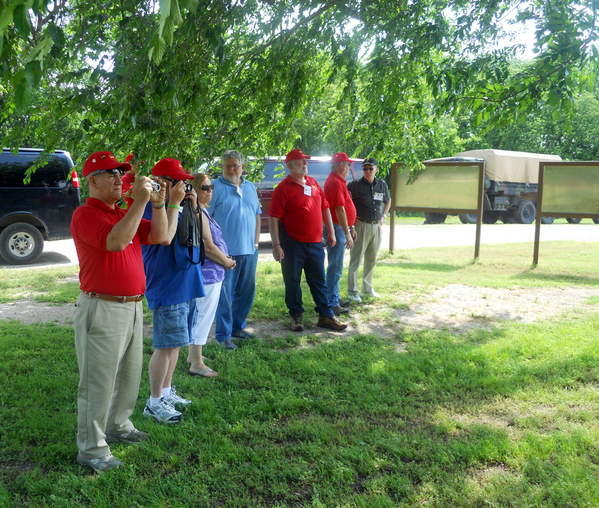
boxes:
[210,176,261,256]
[269,175,329,243]
[141,203,205,309]
[324,171,357,226]
[71,197,151,296]
[347,177,390,223]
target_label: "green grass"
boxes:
[1,242,599,506]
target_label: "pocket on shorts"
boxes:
[158,305,188,336]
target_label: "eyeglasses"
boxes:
[363,166,375,171]
[90,168,125,177]
[200,184,214,191]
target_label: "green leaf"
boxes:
[48,23,66,47]
[0,3,16,38]
[12,3,32,38]
[148,32,167,64]
[27,33,53,70]
[163,17,175,46]
[170,0,183,26]
[178,0,198,12]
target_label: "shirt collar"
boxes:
[219,175,246,187]
[86,197,116,211]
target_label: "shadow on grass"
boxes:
[513,270,599,286]
[387,261,468,273]
[2,317,599,507]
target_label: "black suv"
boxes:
[0,148,81,264]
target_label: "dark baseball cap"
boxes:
[363,157,378,167]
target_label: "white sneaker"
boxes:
[164,386,192,407]
[361,291,381,299]
[143,398,182,424]
[347,294,362,303]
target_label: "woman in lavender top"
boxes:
[187,173,236,377]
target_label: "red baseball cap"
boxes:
[285,148,311,163]
[331,152,355,164]
[83,151,131,178]
[152,158,194,181]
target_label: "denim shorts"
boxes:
[152,299,198,349]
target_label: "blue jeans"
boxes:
[324,224,345,308]
[215,250,258,343]
[279,227,333,318]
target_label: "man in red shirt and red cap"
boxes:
[324,153,357,315]
[268,149,348,332]
[71,151,171,473]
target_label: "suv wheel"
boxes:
[0,223,44,264]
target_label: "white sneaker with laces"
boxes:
[347,294,362,303]
[143,397,182,424]
[164,385,192,407]
[361,291,381,299]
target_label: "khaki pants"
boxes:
[347,222,382,296]
[73,293,143,458]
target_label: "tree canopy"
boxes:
[0,0,597,172]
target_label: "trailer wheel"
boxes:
[566,218,582,224]
[515,200,536,224]
[593,219,599,224]
[424,213,447,224]
[541,216,555,224]
[482,212,499,224]
[458,214,477,224]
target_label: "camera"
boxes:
[150,181,161,193]
[185,183,193,192]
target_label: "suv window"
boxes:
[0,155,67,187]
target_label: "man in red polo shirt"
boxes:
[71,151,174,473]
[324,153,357,316]
[268,148,348,332]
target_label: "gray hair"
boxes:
[222,150,245,165]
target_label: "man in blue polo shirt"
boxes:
[210,150,261,350]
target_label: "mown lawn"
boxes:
[1,241,599,507]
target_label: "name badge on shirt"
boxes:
[374,192,383,201]
[304,185,312,196]
[237,186,243,198]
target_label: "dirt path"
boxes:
[2,285,596,341]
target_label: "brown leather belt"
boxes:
[82,291,144,303]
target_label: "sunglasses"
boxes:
[363,166,375,171]
[200,184,214,191]
[91,168,125,177]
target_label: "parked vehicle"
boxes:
[424,150,562,225]
[0,148,81,264]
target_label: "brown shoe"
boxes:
[317,315,348,331]
[291,313,304,332]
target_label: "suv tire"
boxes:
[0,223,44,264]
